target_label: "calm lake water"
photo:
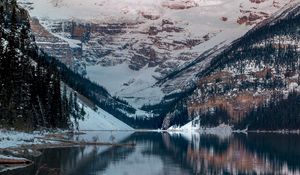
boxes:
[3,131,300,175]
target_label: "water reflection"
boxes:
[3,132,300,175]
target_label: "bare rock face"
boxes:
[237,12,270,25]
[70,24,87,40]
[30,18,75,67]
[249,0,266,3]
[237,0,275,26]
[221,17,228,21]
[162,3,194,10]
[140,11,160,20]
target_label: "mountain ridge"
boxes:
[15,0,300,129]
[19,0,293,109]
[163,3,300,130]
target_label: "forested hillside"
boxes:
[0,0,70,129]
[159,5,300,130]
[191,6,300,130]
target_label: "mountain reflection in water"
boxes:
[3,131,300,175]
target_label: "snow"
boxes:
[289,82,300,92]
[18,0,293,22]
[0,155,28,160]
[17,0,297,109]
[168,121,233,139]
[75,104,134,131]
[0,130,52,149]
[0,103,134,149]
[18,0,228,21]
[51,32,82,49]
[63,83,134,130]
[86,63,164,107]
[0,131,134,173]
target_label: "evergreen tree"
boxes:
[0,1,71,129]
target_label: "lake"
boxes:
[2,131,300,175]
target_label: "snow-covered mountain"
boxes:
[18,0,296,109]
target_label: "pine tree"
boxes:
[0,1,72,129]
[80,104,86,117]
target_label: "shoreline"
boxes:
[0,130,136,173]
[247,130,300,134]
[1,128,300,172]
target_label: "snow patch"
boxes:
[0,130,52,149]
[168,121,233,139]
[86,63,164,108]
[75,104,134,131]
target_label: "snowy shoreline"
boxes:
[1,127,300,172]
[0,129,135,173]
[1,128,299,150]
[167,121,300,135]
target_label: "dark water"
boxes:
[3,132,300,175]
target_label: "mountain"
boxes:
[18,0,295,109]
[14,0,300,130]
[162,3,300,130]
[0,0,133,131]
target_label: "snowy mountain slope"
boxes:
[64,84,134,131]
[167,4,300,130]
[158,0,300,94]
[76,104,134,131]
[18,0,296,109]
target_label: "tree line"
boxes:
[235,92,300,130]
